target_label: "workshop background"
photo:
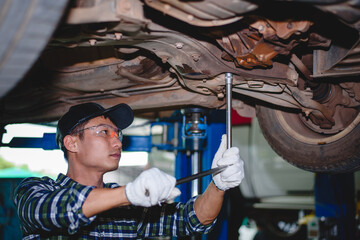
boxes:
[0,109,359,240]
[2,1,360,239]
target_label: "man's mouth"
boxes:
[110,153,121,159]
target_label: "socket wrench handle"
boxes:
[176,73,233,187]
[225,73,233,149]
[176,165,227,186]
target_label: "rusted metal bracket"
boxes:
[287,86,335,126]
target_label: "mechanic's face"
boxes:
[76,116,122,173]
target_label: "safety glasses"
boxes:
[72,124,123,142]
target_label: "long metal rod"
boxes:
[225,73,233,149]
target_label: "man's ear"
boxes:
[63,135,79,153]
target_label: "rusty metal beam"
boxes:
[0,88,225,124]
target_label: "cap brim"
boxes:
[103,103,134,130]
[74,103,134,131]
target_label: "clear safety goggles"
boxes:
[73,124,123,142]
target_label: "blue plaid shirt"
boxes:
[14,174,215,239]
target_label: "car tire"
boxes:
[256,104,360,173]
[0,0,68,97]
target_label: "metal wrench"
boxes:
[176,73,233,186]
[176,165,227,185]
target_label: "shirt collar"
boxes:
[56,173,119,188]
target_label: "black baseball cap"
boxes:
[56,102,134,148]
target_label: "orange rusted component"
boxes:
[219,17,313,69]
[220,32,278,69]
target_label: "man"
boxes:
[14,102,244,239]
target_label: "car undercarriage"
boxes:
[1,0,360,172]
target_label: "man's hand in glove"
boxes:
[212,134,244,191]
[125,168,181,207]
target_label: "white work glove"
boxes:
[211,134,244,191]
[125,168,181,207]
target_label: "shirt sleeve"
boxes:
[14,177,96,235]
[137,196,216,238]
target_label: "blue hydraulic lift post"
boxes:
[175,109,227,240]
